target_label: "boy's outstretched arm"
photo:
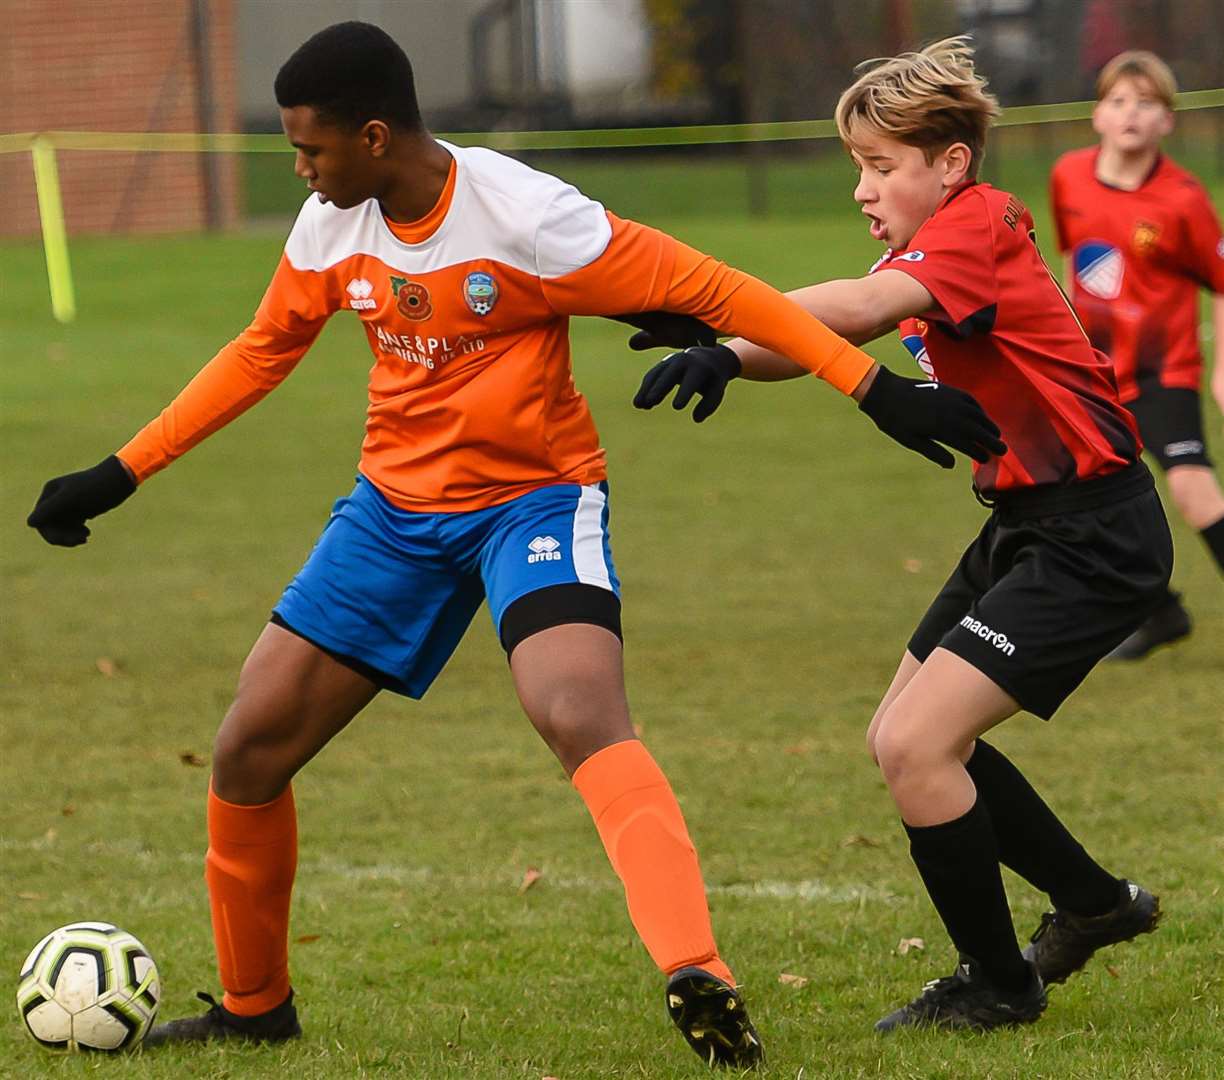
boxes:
[721,270,934,380]
[622,264,1002,468]
[27,253,332,547]
[631,270,935,404]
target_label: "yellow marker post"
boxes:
[30,135,76,324]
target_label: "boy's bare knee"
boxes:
[865,726,881,765]
[211,696,303,803]
[873,726,915,786]
[1166,466,1224,530]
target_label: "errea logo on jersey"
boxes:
[346,278,377,310]
[527,536,562,563]
[959,615,1016,656]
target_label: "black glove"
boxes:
[632,344,742,423]
[27,455,137,546]
[858,366,1007,469]
[607,311,717,351]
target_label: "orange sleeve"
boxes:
[540,213,873,395]
[116,255,334,482]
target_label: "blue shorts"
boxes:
[273,476,620,698]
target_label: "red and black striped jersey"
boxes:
[1050,148,1224,402]
[871,182,1139,497]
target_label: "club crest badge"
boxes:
[901,321,935,378]
[390,275,432,321]
[1132,221,1160,256]
[463,271,499,316]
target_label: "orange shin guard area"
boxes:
[573,740,733,985]
[205,781,298,1016]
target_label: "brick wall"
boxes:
[0,0,240,237]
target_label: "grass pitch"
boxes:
[2,162,1222,1078]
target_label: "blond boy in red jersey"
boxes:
[1051,50,1224,658]
[636,37,1171,1032]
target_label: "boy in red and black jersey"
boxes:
[879,184,1139,497]
[1051,49,1224,658]
[633,38,1171,1033]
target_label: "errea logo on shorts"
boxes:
[527,536,562,563]
[959,615,1016,656]
[346,278,377,310]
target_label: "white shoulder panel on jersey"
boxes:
[281,142,611,280]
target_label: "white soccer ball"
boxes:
[16,921,160,1051]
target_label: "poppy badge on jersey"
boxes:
[1074,241,1124,300]
[390,276,433,320]
[463,271,499,316]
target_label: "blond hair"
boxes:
[1096,51,1177,108]
[835,36,1000,178]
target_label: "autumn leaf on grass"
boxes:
[179,751,207,767]
[903,558,923,574]
[841,834,881,849]
[95,657,119,677]
[61,804,76,816]
[518,867,543,894]
[296,934,321,945]
[778,972,809,988]
[896,937,925,956]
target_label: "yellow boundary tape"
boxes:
[10,88,1222,324]
[2,88,1221,155]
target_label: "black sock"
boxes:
[904,798,1032,992]
[966,740,1120,916]
[1201,516,1224,574]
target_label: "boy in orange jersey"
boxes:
[24,21,1003,1069]
[636,38,1171,1032]
[1051,50,1224,659]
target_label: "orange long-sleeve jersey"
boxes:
[118,141,872,511]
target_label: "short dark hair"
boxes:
[274,21,423,132]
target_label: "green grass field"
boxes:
[2,160,1222,1078]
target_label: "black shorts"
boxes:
[1127,387,1213,470]
[907,464,1173,719]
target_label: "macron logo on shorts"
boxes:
[959,615,1016,656]
[527,535,562,563]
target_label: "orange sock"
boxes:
[573,740,735,986]
[205,779,297,1016]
